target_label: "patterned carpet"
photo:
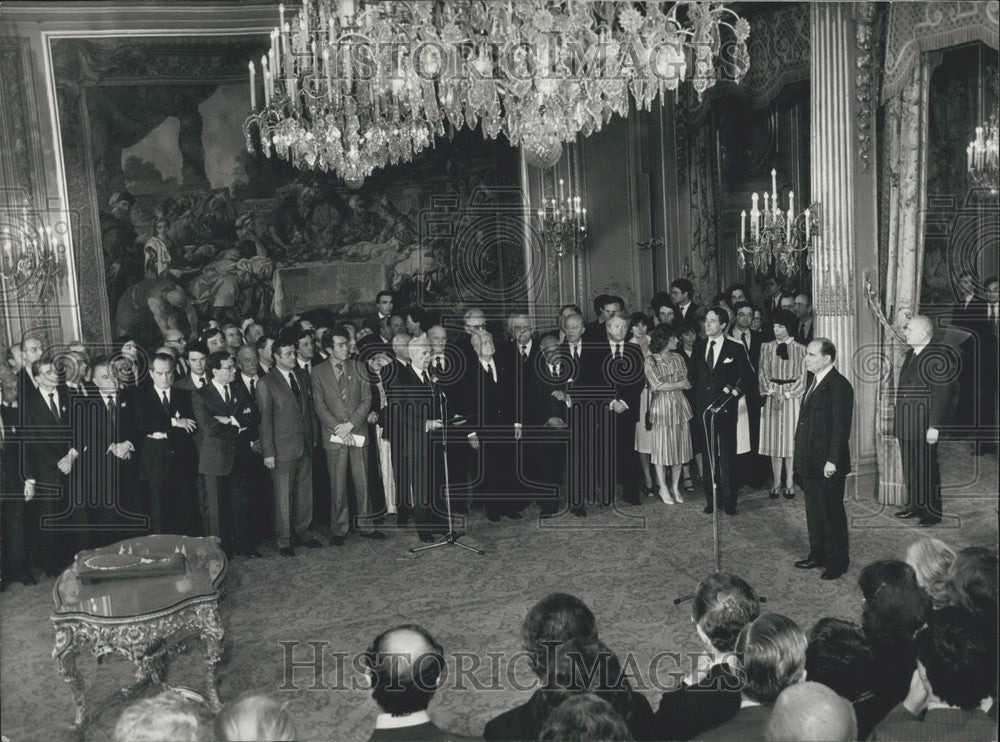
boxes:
[1,443,996,742]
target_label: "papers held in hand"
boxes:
[330,433,366,446]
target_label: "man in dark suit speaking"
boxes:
[793,338,854,580]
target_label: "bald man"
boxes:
[893,315,959,526]
[365,625,480,741]
[765,682,857,742]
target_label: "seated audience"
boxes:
[363,623,479,741]
[701,613,807,740]
[859,559,930,716]
[652,572,760,741]
[534,639,653,740]
[872,607,997,740]
[484,593,599,741]
[539,694,633,742]
[945,545,998,616]
[905,537,956,609]
[214,694,297,742]
[764,682,857,742]
[113,690,211,742]
[804,617,880,739]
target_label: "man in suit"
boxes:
[761,276,784,328]
[793,338,854,580]
[364,624,479,742]
[794,292,815,344]
[523,335,572,517]
[950,273,985,435]
[388,337,443,542]
[135,352,198,535]
[162,329,188,378]
[235,343,271,543]
[16,334,44,415]
[455,307,487,361]
[1,365,35,587]
[427,324,472,513]
[174,341,210,392]
[690,307,755,515]
[21,355,82,575]
[257,332,323,557]
[729,301,765,488]
[893,315,960,527]
[700,614,807,741]
[463,330,523,521]
[589,311,645,506]
[872,607,996,741]
[191,350,258,558]
[584,294,623,340]
[670,278,700,324]
[62,349,97,399]
[766,682,858,742]
[363,290,395,335]
[651,572,760,741]
[560,312,598,511]
[313,326,385,545]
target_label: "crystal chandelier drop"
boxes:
[737,169,817,277]
[244,1,750,181]
[967,118,999,196]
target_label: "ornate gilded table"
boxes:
[51,534,228,732]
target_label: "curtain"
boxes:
[688,116,721,304]
[875,59,932,505]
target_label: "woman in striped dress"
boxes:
[758,310,807,500]
[645,325,693,504]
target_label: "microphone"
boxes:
[708,386,738,413]
[430,375,447,397]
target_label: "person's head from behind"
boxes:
[735,614,807,705]
[946,546,998,615]
[905,538,956,609]
[538,693,632,742]
[858,559,930,645]
[214,694,296,742]
[915,606,997,709]
[692,572,761,653]
[521,593,598,681]
[543,638,634,723]
[364,624,445,716]
[804,618,874,702]
[113,690,211,742]
[764,681,857,742]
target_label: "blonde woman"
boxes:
[645,325,693,504]
[905,537,956,609]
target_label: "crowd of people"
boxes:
[109,536,997,741]
[0,275,993,587]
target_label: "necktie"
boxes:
[741,331,749,350]
[198,376,206,387]
[487,363,496,383]
[614,343,622,361]
[803,377,816,403]
[288,372,301,400]
[434,356,443,372]
[249,377,256,396]
[335,363,347,401]
[573,344,580,360]
[302,361,311,375]
[707,340,717,368]
[107,395,117,430]
[224,384,232,408]
[48,392,60,422]
[520,344,528,360]
[161,390,171,416]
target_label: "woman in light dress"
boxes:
[758,310,807,499]
[629,313,655,496]
[645,325,693,504]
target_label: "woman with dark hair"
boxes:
[645,325,692,504]
[629,313,655,497]
[858,559,931,724]
[757,310,806,500]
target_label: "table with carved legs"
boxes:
[51,535,228,733]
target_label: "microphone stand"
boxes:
[411,378,484,555]
[673,390,741,605]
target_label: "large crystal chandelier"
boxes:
[244,1,750,181]
[967,118,999,196]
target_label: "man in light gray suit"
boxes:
[257,331,323,557]
[313,326,385,545]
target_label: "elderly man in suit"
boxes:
[690,307,755,515]
[135,352,198,535]
[793,338,854,580]
[893,315,960,527]
[257,332,323,557]
[523,335,572,517]
[191,351,258,558]
[313,326,384,545]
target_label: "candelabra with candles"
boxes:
[0,207,66,300]
[536,177,587,260]
[737,169,818,277]
[967,118,999,196]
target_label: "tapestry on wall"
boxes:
[52,37,521,347]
